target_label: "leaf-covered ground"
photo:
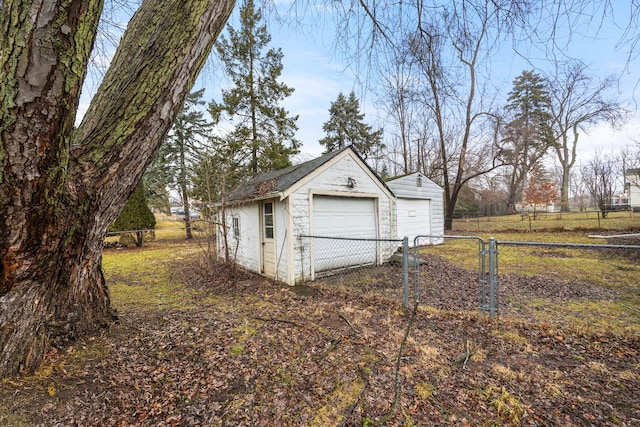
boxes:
[1,249,639,426]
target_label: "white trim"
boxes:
[309,189,382,199]
[282,149,394,201]
[286,196,295,285]
[308,192,315,281]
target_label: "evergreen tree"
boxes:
[319,91,384,160]
[500,70,554,213]
[110,180,157,247]
[143,171,171,215]
[154,89,212,239]
[210,0,299,174]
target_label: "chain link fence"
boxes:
[413,235,497,316]
[413,234,640,318]
[297,235,412,306]
[299,233,640,321]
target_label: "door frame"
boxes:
[260,199,276,277]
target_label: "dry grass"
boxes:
[1,216,638,426]
[452,210,640,234]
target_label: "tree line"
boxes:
[151,1,633,237]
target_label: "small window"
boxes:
[232,217,240,238]
[263,202,274,239]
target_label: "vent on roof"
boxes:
[417,175,422,187]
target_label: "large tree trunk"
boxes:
[0,0,235,378]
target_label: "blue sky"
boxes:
[210,1,639,163]
[78,1,640,165]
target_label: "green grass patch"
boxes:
[229,345,244,357]
[482,386,526,425]
[415,382,436,399]
[312,377,365,426]
[421,218,639,337]
[521,299,640,337]
[427,233,638,291]
[102,220,206,310]
[491,329,531,350]
[452,211,640,234]
[103,248,193,309]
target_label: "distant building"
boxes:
[626,168,640,211]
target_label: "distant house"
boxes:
[217,146,446,284]
[386,173,444,247]
[626,168,640,211]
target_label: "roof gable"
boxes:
[387,172,442,189]
[225,146,391,202]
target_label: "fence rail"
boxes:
[298,232,640,318]
[105,228,154,247]
[297,235,411,307]
[414,235,498,316]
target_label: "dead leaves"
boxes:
[0,257,638,426]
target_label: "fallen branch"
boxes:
[319,338,342,360]
[338,313,360,335]
[456,340,474,370]
[366,299,419,425]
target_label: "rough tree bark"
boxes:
[0,0,235,378]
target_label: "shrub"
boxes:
[110,180,156,246]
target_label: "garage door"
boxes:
[312,196,377,272]
[396,198,431,247]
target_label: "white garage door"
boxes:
[312,196,377,272]
[396,198,431,247]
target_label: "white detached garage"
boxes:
[217,146,396,285]
[387,173,444,246]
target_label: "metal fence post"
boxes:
[478,239,486,312]
[413,236,422,307]
[488,237,498,317]
[402,236,409,309]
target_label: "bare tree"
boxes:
[404,1,509,229]
[580,150,621,217]
[377,47,420,175]
[546,61,628,211]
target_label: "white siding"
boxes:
[630,181,640,209]
[217,203,261,273]
[289,153,395,283]
[220,150,396,285]
[387,173,444,245]
[396,198,431,246]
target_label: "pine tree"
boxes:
[500,70,554,213]
[210,0,299,174]
[110,180,156,246]
[153,89,212,239]
[320,91,384,160]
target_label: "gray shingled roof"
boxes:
[225,146,352,202]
